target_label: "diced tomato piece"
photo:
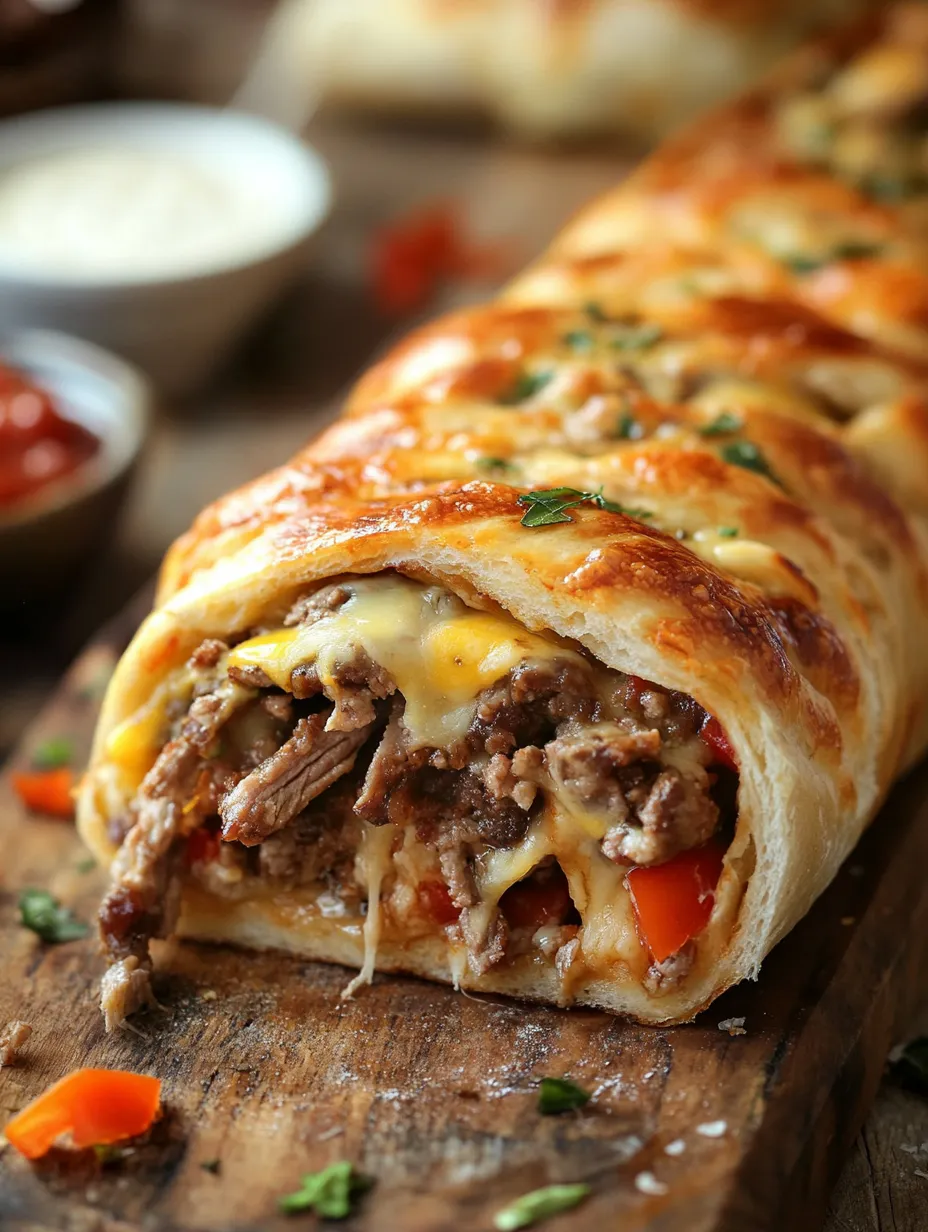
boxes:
[185,828,220,867]
[500,865,573,932]
[700,715,738,772]
[12,768,75,819]
[626,843,725,964]
[419,880,460,926]
[4,1069,161,1160]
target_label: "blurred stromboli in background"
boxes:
[131,0,874,141]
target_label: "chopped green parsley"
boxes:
[19,889,89,944]
[518,487,652,528]
[537,1077,591,1115]
[278,1161,372,1219]
[494,1184,591,1230]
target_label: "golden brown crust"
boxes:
[544,5,928,358]
[80,2,928,1023]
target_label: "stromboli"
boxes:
[79,4,928,1027]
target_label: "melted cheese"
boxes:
[228,575,578,749]
[341,822,395,999]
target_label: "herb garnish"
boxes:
[783,240,883,274]
[717,526,739,538]
[477,456,517,475]
[889,1037,928,1096]
[584,301,607,322]
[500,370,553,404]
[610,323,663,351]
[76,857,97,874]
[861,173,914,204]
[562,329,594,353]
[278,1161,372,1219]
[494,1184,591,1230]
[615,411,644,440]
[720,441,777,481]
[32,738,73,770]
[19,889,89,944]
[699,411,742,437]
[518,487,652,528]
[538,1077,591,1115]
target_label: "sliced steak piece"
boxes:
[220,711,377,845]
[354,699,417,822]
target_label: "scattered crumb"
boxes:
[635,1171,669,1196]
[841,917,855,926]
[200,990,218,1002]
[317,1126,345,1142]
[664,1139,686,1157]
[696,1120,728,1138]
[0,1021,32,1067]
[718,1017,746,1036]
[0,1079,25,1113]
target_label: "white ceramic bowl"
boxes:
[0,330,150,611]
[0,103,332,397]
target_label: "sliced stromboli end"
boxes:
[86,573,745,1027]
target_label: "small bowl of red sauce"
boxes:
[0,330,149,607]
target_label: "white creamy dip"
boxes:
[0,146,288,281]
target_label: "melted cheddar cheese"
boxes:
[228,575,582,749]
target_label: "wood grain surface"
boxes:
[1,596,928,1232]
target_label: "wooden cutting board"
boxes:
[1,598,927,1232]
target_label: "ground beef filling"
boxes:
[98,587,732,1027]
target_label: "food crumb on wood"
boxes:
[841,916,855,926]
[718,1017,746,1036]
[0,1021,32,1067]
[664,1139,686,1156]
[634,1171,669,1196]
[200,990,218,1002]
[696,1120,728,1138]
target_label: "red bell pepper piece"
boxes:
[12,768,75,819]
[700,715,738,771]
[626,843,725,964]
[4,1068,161,1160]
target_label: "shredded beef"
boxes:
[545,723,718,866]
[284,583,352,627]
[188,638,228,670]
[228,663,274,689]
[644,940,696,994]
[220,710,377,845]
[602,765,718,866]
[258,777,363,889]
[457,907,508,975]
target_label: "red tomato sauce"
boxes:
[0,362,99,508]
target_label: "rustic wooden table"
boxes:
[1,112,926,1230]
